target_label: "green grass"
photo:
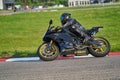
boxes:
[0,6,120,58]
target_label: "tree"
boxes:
[115,0,120,2]
[55,0,68,6]
[15,0,68,6]
[55,0,60,5]
[15,0,23,5]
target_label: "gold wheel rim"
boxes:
[92,37,108,53]
[39,43,58,58]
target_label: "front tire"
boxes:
[88,37,110,57]
[37,42,59,61]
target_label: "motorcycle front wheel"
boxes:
[37,42,59,61]
[88,37,110,57]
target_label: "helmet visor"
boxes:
[60,15,64,21]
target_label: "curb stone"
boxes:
[0,52,120,62]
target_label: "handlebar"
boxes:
[54,26,63,31]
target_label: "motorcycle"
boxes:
[37,19,110,61]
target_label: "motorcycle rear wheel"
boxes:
[37,42,59,61]
[88,37,110,57]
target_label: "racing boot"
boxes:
[83,34,100,46]
[83,34,91,45]
[84,37,101,46]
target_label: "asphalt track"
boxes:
[0,56,120,80]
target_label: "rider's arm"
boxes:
[57,19,74,30]
[62,19,75,28]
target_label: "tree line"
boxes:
[15,0,68,6]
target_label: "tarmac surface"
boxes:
[0,56,120,80]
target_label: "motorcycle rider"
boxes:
[59,13,97,47]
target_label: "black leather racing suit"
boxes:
[61,18,100,47]
[62,18,88,40]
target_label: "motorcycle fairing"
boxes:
[43,32,75,52]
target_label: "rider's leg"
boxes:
[76,27,100,45]
[82,32,100,45]
[75,27,91,44]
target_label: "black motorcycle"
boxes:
[37,20,110,61]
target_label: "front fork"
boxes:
[46,40,54,51]
[49,40,53,46]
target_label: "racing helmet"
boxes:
[60,13,71,25]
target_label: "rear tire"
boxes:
[88,37,110,57]
[37,42,59,61]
